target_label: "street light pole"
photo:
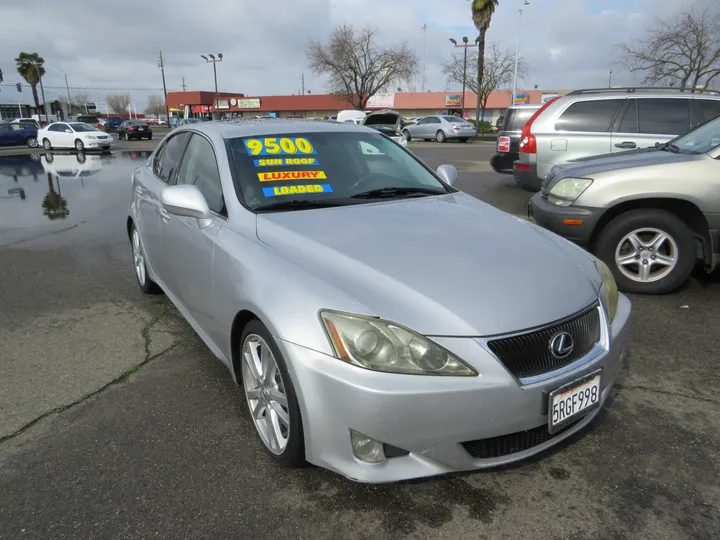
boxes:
[512,1,530,106]
[201,53,223,118]
[449,37,472,118]
[608,70,613,88]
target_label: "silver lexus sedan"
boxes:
[127,120,631,483]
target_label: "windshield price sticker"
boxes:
[257,170,327,182]
[262,184,333,197]
[253,157,320,167]
[243,137,316,156]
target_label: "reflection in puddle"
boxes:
[0,151,154,247]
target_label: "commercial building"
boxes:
[165,89,570,123]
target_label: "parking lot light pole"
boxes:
[201,53,223,117]
[512,1,530,106]
[45,66,72,117]
[449,37,471,118]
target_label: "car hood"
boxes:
[256,193,599,336]
[364,110,402,130]
[551,148,694,180]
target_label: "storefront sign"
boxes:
[235,98,261,109]
[514,92,529,104]
[445,94,462,107]
[216,99,230,109]
[367,93,395,108]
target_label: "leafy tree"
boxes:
[15,52,45,114]
[471,0,499,122]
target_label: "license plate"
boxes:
[548,371,601,433]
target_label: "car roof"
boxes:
[174,118,372,139]
[508,103,542,110]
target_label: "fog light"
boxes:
[350,430,386,463]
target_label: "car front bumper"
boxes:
[513,160,544,191]
[528,192,604,246]
[275,296,631,483]
[85,138,114,148]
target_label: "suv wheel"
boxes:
[595,209,696,294]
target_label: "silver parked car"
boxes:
[529,114,720,295]
[127,120,630,482]
[402,114,477,143]
[514,87,720,191]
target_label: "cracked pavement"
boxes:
[0,147,718,540]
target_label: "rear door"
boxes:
[622,98,691,149]
[0,124,14,146]
[692,98,720,125]
[549,99,623,166]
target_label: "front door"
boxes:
[159,132,226,343]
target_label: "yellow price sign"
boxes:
[243,137,316,156]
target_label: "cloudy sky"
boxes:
[0,0,713,110]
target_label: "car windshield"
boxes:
[70,123,98,132]
[227,131,451,211]
[671,116,720,154]
[505,108,539,131]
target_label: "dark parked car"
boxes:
[490,104,541,173]
[0,122,38,148]
[117,120,152,140]
[104,116,125,132]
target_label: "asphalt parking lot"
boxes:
[1,140,718,540]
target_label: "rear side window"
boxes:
[504,108,538,131]
[154,132,190,183]
[637,99,690,135]
[696,99,720,124]
[617,100,638,133]
[554,99,623,132]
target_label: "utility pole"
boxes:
[37,65,48,123]
[422,24,428,92]
[450,37,472,118]
[181,76,187,91]
[512,1,530,106]
[158,51,169,123]
[201,54,223,118]
[301,73,305,95]
[608,70,613,88]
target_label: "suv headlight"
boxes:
[594,258,618,323]
[320,310,478,376]
[547,177,593,207]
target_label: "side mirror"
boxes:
[161,185,212,227]
[436,164,457,186]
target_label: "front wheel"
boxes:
[595,209,696,294]
[130,225,161,294]
[26,137,38,148]
[436,130,446,143]
[75,139,84,152]
[240,320,304,467]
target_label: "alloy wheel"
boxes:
[614,227,678,283]
[131,229,146,285]
[241,334,290,455]
[43,139,51,150]
[75,140,84,151]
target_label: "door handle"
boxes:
[160,208,171,220]
[614,141,637,149]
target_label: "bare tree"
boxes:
[443,44,526,121]
[307,24,418,110]
[145,95,165,118]
[618,6,720,91]
[70,92,90,108]
[106,92,131,115]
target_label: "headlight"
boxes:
[594,258,618,323]
[320,310,478,376]
[547,177,593,207]
[84,135,96,139]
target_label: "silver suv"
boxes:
[514,87,720,191]
[529,114,720,295]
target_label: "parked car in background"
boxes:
[323,115,337,121]
[127,119,630,482]
[0,122,38,147]
[491,104,542,173]
[529,114,720,295]
[74,115,102,127]
[38,121,114,151]
[495,115,504,131]
[117,120,153,140]
[104,116,125,132]
[363,109,408,148]
[9,118,40,129]
[402,115,477,143]
[337,110,367,124]
[514,87,720,191]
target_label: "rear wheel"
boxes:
[436,130,446,143]
[43,138,52,150]
[147,135,153,140]
[240,320,304,467]
[403,129,411,142]
[26,136,38,148]
[595,209,696,294]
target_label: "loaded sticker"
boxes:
[262,184,333,197]
[257,170,327,182]
[253,157,320,167]
[243,137,317,156]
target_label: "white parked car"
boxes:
[38,122,114,152]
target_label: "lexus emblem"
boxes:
[549,331,574,359]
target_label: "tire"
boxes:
[118,132,124,140]
[595,209,696,294]
[43,138,52,150]
[458,138,469,143]
[44,153,54,164]
[147,135,153,140]
[403,129,411,142]
[239,320,304,468]
[75,139,84,152]
[436,130,447,143]
[76,153,87,164]
[26,136,38,148]
[130,224,161,294]
[423,139,431,142]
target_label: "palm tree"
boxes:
[42,173,69,220]
[15,52,46,116]
[471,0,499,124]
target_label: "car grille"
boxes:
[97,135,109,139]
[461,421,578,459]
[487,305,601,379]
